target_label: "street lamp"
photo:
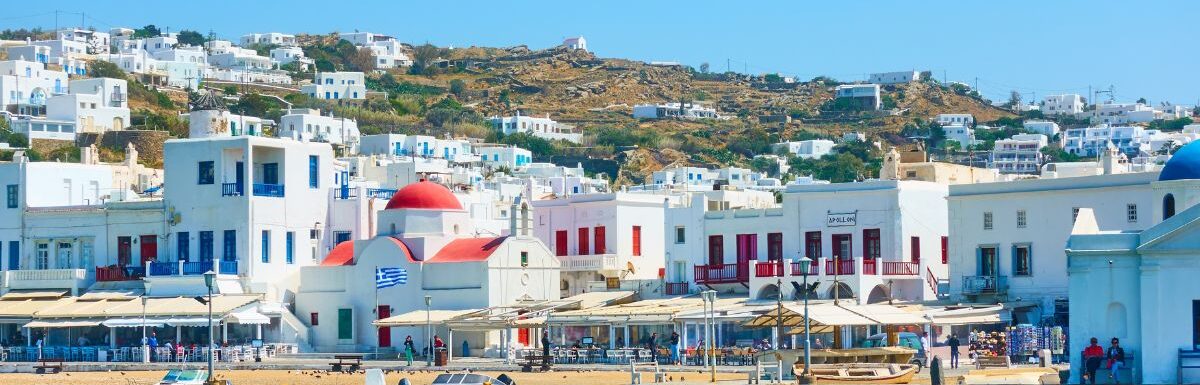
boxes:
[775,276,783,351]
[797,256,813,384]
[701,290,717,383]
[142,281,152,363]
[425,295,432,366]
[203,270,216,383]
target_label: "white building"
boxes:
[0,59,70,116]
[942,123,975,147]
[989,134,1047,175]
[1022,120,1060,137]
[478,146,533,169]
[301,72,366,101]
[340,32,411,69]
[359,134,477,163]
[277,108,360,154]
[773,140,835,159]
[1040,94,1085,115]
[936,113,974,127]
[632,103,720,120]
[562,36,587,51]
[833,84,882,110]
[488,113,581,143]
[269,46,312,70]
[868,70,919,85]
[183,92,271,138]
[650,167,718,187]
[532,193,672,296]
[1063,125,1150,157]
[208,47,272,71]
[45,77,130,134]
[240,33,297,47]
[56,28,110,54]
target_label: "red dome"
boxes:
[384,181,463,210]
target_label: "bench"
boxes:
[1080,350,1137,384]
[974,356,1012,369]
[520,355,553,372]
[751,359,785,384]
[630,361,664,384]
[34,358,64,374]
[329,354,363,372]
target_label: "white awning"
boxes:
[226,310,270,325]
[24,319,103,328]
[103,318,168,328]
[374,309,484,327]
[165,317,220,327]
[925,305,1011,326]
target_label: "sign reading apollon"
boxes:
[826,211,857,227]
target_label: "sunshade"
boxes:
[24,319,103,328]
[373,309,484,327]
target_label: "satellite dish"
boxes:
[626,261,636,274]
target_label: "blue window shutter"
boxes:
[975,247,983,276]
[1010,245,1018,276]
[286,232,294,264]
[261,230,270,263]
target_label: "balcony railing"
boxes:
[790,261,819,276]
[665,282,690,296]
[825,258,855,275]
[365,188,396,199]
[332,187,358,200]
[110,92,127,102]
[147,260,238,276]
[221,183,244,197]
[754,260,785,277]
[252,183,284,197]
[694,263,746,284]
[558,254,619,272]
[95,265,143,282]
[862,259,877,275]
[883,261,920,275]
[962,275,1007,295]
[7,268,86,282]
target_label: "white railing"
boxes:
[558,254,620,272]
[7,268,87,281]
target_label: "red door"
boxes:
[117,236,132,266]
[139,235,157,265]
[518,328,530,346]
[377,305,391,347]
[736,234,757,279]
[910,236,921,264]
[554,230,568,256]
[593,227,606,254]
[832,234,852,260]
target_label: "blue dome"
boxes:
[1160,140,1200,181]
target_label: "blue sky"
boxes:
[7,0,1198,105]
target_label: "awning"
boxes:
[925,305,1012,326]
[744,302,929,333]
[0,291,68,300]
[226,310,270,325]
[102,318,168,328]
[165,317,220,327]
[24,319,103,328]
[373,309,484,327]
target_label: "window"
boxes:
[285,231,294,264]
[35,243,49,270]
[804,231,822,260]
[199,231,214,262]
[197,161,214,185]
[1072,207,1080,222]
[863,229,881,259]
[308,155,319,188]
[177,232,190,261]
[520,251,528,267]
[1012,244,1032,276]
[941,236,949,264]
[8,241,19,270]
[261,230,271,263]
[593,226,606,254]
[6,185,16,208]
[1127,204,1138,223]
[983,212,993,230]
[577,228,589,255]
[1016,210,1027,228]
[554,230,568,256]
[707,235,724,265]
[631,226,642,256]
[334,231,352,245]
[675,227,686,244]
[767,233,783,261]
[1165,194,1176,220]
[977,246,998,276]
[222,230,236,261]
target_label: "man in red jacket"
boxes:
[1082,337,1105,384]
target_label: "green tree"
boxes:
[176,30,207,46]
[1136,97,1148,105]
[814,154,866,183]
[132,25,161,38]
[88,60,126,79]
[449,79,466,98]
[750,156,780,177]
[699,62,710,73]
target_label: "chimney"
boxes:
[521,202,531,236]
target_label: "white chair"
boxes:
[638,349,652,362]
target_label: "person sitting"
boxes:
[1107,338,1126,384]
[1082,337,1105,385]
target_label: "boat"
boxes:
[791,362,919,384]
[154,369,209,385]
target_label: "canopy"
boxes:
[102,318,168,328]
[744,302,929,333]
[373,309,484,327]
[24,319,103,328]
[0,291,68,300]
[226,310,270,325]
[546,297,749,326]
[925,305,1011,326]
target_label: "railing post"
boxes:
[817,258,826,277]
[213,258,220,275]
[854,257,863,276]
[749,260,758,278]
[178,260,185,276]
[144,263,151,278]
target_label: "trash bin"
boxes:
[435,349,448,366]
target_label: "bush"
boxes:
[88,61,126,79]
[449,79,466,97]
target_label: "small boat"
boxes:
[155,369,209,385]
[792,363,919,384]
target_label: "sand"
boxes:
[0,369,748,385]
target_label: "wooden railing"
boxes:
[754,260,785,277]
[927,267,939,295]
[694,264,746,284]
[883,261,920,275]
[665,282,690,295]
[825,258,855,275]
[790,261,818,276]
[862,259,877,275]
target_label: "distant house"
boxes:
[936,113,974,126]
[990,134,1048,175]
[1023,120,1061,137]
[1040,94,1085,115]
[562,36,587,51]
[773,140,836,159]
[833,84,881,110]
[240,32,297,47]
[632,102,719,119]
[300,72,366,100]
[489,113,581,143]
[868,70,919,85]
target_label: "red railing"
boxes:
[862,259,877,275]
[825,258,855,275]
[95,265,139,282]
[754,260,785,277]
[926,267,939,295]
[694,264,746,284]
[665,282,690,295]
[791,261,819,276]
[883,261,920,275]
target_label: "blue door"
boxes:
[262,163,279,185]
[235,162,245,195]
[7,241,18,270]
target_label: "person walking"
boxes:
[1082,337,1105,384]
[541,330,551,358]
[669,332,680,365]
[1107,338,1126,384]
[403,336,416,366]
[947,334,961,369]
[148,332,159,362]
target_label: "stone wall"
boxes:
[83,130,170,168]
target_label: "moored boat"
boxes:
[792,362,919,384]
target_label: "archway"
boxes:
[827,282,854,301]
[867,285,890,304]
[757,284,780,301]
[1106,302,1128,339]
[1164,193,1176,220]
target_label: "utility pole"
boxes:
[726,58,730,73]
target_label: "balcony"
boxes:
[147,260,238,277]
[221,183,244,197]
[4,268,89,291]
[95,265,143,282]
[252,183,284,197]
[365,188,396,200]
[962,275,1007,295]
[790,261,819,276]
[754,260,786,277]
[110,92,126,106]
[694,263,746,285]
[665,282,690,296]
[862,259,877,275]
[882,261,920,275]
[557,254,620,272]
[825,258,855,275]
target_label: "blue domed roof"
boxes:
[1160,140,1200,181]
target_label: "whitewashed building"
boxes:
[632,103,720,119]
[1022,120,1060,137]
[833,84,882,110]
[989,134,1047,175]
[277,108,360,154]
[773,140,835,159]
[269,46,312,70]
[301,72,366,101]
[477,146,533,169]
[1040,94,1085,115]
[240,33,297,47]
[868,70,919,85]
[45,77,130,134]
[56,28,110,54]
[562,36,587,51]
[936,114,974,127]
[0,59,70,116]
[488,113,581,143]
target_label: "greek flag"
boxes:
[375,267,408,289]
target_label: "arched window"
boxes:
[1164,193,1176,220]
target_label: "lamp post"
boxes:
[141,281,151,363]
[701,290,716,383]
[775,276,784,351]
[797,256,813,384]
[425,295,432,366]
[203,270,216,383]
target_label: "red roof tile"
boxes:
[320,241,355,266]
[428,237,507,263]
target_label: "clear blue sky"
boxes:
[6,0,1198,105]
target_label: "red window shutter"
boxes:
[768,233,783,261]
[577,228,590,255]
[940,236,949,264]
[708,235,723,265]
[632,226,642,256]
[594,226,606,254]
[910,236,921,264]
[555,230,568,256]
